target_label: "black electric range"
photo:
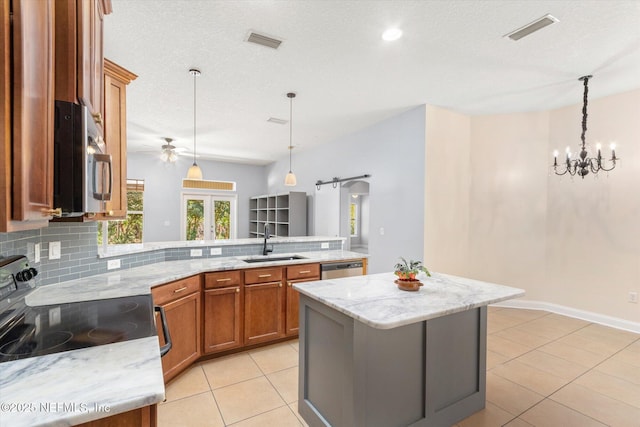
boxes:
[0,255,158,363]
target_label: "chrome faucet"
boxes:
[262,223,273,256]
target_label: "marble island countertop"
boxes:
[1,250,367,426]
[294,271,525,329]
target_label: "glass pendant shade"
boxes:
[187,163,203,180]
[284,171,297,186]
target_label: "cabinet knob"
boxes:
[92,113,103,125]
[41,208,62,217]
[288,282,292,287]
[279,282,283,288]
[236,288,240,293]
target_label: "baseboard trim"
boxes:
[491,299,640,334]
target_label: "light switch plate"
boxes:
[49,241,61,260]
[35,243,41,263]
[210,248,222,255]
[321,242,329,249]
[190,249,203,257]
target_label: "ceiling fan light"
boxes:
[160,151,169,162]
[284,171,297,186]
[187,163,203,180]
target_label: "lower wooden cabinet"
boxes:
[76,405,156,427]
[285,264,321,336]
[203,285,243,353]
[244,280,285,345]
[152,275,201,383]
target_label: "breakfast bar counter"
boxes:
[293,272,524,427]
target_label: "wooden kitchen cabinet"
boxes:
[203,271,243,353]
[152,275,201,383]
[77,404,156,427]
[244,267,285,345]
[285,264,320,335]
[95,59,137,220]
[0,0,55,231]
[55,0,112,124]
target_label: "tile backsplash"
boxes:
[1,223,343,286]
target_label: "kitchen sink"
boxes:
[243,255,307,264]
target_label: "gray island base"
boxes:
[294,272,525,427]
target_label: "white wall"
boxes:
[127,153,266,241]
[266,105,426,273]
[426,89,640,324]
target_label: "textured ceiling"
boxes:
[104,0,640,165]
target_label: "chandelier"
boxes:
[552,75,617,178]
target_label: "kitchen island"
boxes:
[294,272,524,427]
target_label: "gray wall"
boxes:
[265,105,426,273]
[127,153,267,241]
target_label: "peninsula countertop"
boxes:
[1,250,367,426]
[294,271,525,329]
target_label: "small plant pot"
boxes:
[395,279,422,292]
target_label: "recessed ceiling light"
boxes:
[382,28,402,41]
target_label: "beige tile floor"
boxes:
[158,307,640,427]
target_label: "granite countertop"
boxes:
[293,271,525,329]
[0,250,367,426]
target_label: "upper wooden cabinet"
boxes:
[95,59,137,219]
[55,0,112,127]
[0,0,55,232]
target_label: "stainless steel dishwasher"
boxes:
[320,261,364,279]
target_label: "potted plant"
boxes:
[394,257,431,291]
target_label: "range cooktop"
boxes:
[0,294,156,363]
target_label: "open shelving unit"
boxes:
[249,191,307,237]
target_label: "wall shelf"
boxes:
[249,191,307,237]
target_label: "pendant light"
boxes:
[284,92,297,186]
[186,68,203,180]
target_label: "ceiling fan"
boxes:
[133,137,190,162]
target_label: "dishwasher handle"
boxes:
[321,262,363,272]
[155,305,172,357]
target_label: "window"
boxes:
[350,201,358,237]
[182,193,237,241]
[97,180,144,245]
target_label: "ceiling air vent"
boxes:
[246,31,283,49]
[267,117,288,125]
[504,14,559,41]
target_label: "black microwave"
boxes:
[53,100,112,217]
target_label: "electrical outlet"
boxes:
[629,292,638,304]
[321,242,329,249]
[107,259,121,270]
[210,248,222,255]
[190,249,203,257]
[49,241,61,260]
[379,227,385,236]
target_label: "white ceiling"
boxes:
[104,0,640,166]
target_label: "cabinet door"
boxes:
[8,0,54,225]
[156,291,201,383]
[96,60,136,220]
[77,0,105,122]
[244,281,284,345]
[203,286,242,353]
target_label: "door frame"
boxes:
[180,192,238,241]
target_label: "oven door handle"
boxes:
[154,305,172,357]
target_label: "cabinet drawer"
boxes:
[287,263,320,280]
[205,270,242,289]
[244,267,283,284]
[152,275,201,305]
